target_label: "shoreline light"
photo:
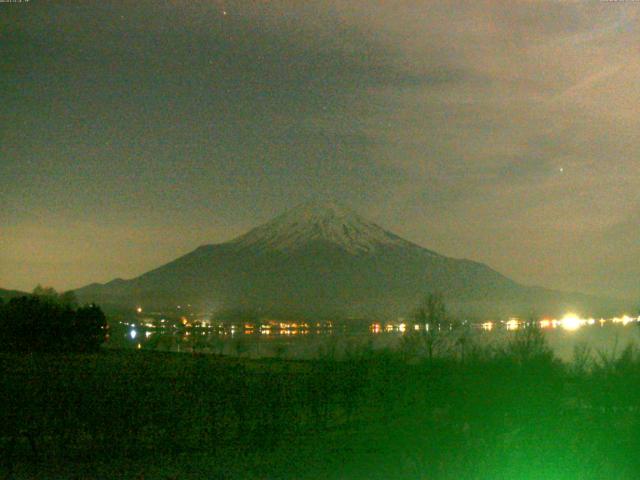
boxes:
[560,313,583,331]
[506,318,519,331]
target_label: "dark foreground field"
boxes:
[2,332,640,479]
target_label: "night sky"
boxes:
[2,1,639,300]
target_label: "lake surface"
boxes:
[109,315,640,362]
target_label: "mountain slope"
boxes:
[75,202,619,318]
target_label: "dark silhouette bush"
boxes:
[0,288,107,353]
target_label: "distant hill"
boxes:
[75,201,626,319]
[0,288,28,302]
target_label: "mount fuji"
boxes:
[75,202,614,319]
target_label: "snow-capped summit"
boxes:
[230,201,413,254]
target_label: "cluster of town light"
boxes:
[546,313,637,331]
[481,313,639,332]
[398,314,640,334]
[129,304,639,342]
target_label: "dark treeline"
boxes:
[0,286,107,353]
[3,327,640,479]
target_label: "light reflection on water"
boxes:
[111,316,640,362]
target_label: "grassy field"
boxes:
[2,332,640,479]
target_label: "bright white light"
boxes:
[130,329,137,339]
[561,313,583,331]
